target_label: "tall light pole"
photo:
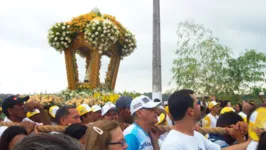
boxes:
[152,0,162,102]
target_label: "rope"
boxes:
[0,122,228,135]
[154,125,228,135]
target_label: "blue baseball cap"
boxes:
[116,96,132,109]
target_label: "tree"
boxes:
[172,20,232,95]
[172,20,266,96]
[227,50,266,94]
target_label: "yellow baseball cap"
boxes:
[77,104,91,116]
[220,107,235,115]
[49,105,59,118]
[26,109,40,118]
[208,101,219,109]
[156,113,166,125]
[0,107,2,111]
[248,107,266,141]
[164,106,169,113]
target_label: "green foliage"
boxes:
[172,20,266,96]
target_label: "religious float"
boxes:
[28,8,138,106]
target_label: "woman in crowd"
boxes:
[0,126,28,150]
[85,120,128,150]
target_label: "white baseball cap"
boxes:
[101,102,116,116]
[49,105,60,118]
[91,104,101,112]
[130,95,161,115]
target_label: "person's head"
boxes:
[115,96,133,124]
[216,112,243,145]
[26,109,42,123]
[200,106,206,117]
[242,100,255,114]
[55,106,81,125]
[130,95,161,125]
[0,126,27,150]
[64,123,88,145]
[77,104,94,124]
[210,95,216,101]
[234,103,242,113]
[2,95,29,122]
[258,132,266,150]
[208,101,220,116]
[102,102,118,121]
[91,105,102,121]
[168,89,201,123]
[48,105,59,122]
[85,120,127,150]
[13,133,83,150]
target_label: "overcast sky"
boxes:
[0,0,265,94]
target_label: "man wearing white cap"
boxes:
[203,101,219,128]
[123,95,161,150]
[91,104,101,121]
[101,102,118,121]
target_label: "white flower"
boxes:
[125,39,128,42]
[92,27,96,30]
[67,31,70,34]
[64,42,67,45]
[92,34,95,38]
[108,33,111,37]
[54,37,58,41]
[60,37,64,41]
[95,37,98,40]
[56,32,59,35]
[67,25,70,28]
[97,27,101,31]
[92,41,97,44]
[68,39,71,43]
[107,30,110,33]
[101,34,104,37]
[61,41,64,44]
[95,32,98,35]
[89,38,93,41]
[110,37,114,40]
[101,39,105,42]
[103,30,106,33]
[107,25,110,28]
[99,46,102,50]
[52,42,55,46]
[88,32,92,35]
[62,26,66,30]
[56,42,59,46]
[103,27,107,30]
[99,50,103,54]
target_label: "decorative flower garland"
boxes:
[47,8,136,58]
[84,19,119,54]
[48,22,76,52]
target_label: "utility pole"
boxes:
[152,0,162,102]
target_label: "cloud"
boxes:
[0,0,265,94]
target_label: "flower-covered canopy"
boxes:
[47,8,136,59]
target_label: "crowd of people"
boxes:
[0,90,265,150]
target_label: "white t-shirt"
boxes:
[161,130,221,150]
[203,113,219,128]
[246,140,258,150]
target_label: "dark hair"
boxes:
[220,100,229,108]
[200,106,206,112]
[55,106,75,124]
[236,103,242,112]
[216,112,243,145]
[258,132,266,150]
[13,133,83,150]
[168,89,195,121]
[0,126,27,150]
[216,112,243,127]
[64,123,87,140]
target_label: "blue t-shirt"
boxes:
[123,123,153,150]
